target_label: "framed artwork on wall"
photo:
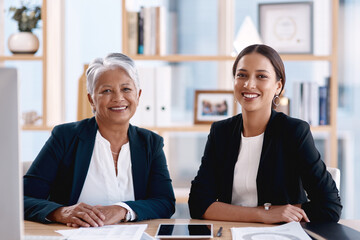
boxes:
[258,2,313,54]
[194,90,236,124]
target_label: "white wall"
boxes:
[64,0,122,122]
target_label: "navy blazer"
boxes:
[189,110,342,222]
[24,117,175,223]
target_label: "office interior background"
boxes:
[1,0,359,219]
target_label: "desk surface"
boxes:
[25,219,360,239]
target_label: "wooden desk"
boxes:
[25,219,360,239]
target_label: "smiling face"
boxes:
[234,52,282,114]
[87,67,141,128]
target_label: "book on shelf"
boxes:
[127,6,168,56]
[138,7,144,54]
[127,11,139,56]
[291,80,328,126]
[155,6,167,55]
[319,85,328,125]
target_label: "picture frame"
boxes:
[194,90,236,124]
[258,2,313,54]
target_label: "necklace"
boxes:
[111,151,119,155]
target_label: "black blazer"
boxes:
[189,110,342,222]
[24,117,175,223]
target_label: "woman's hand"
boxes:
[47,202,105,228]
[93,205,128,225]
[259,204,310,224]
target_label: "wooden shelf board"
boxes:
[310,125,332,132]
[130,55,235,62]
[145,125,211,133]
[0,55,44,61]
[20,124,331,133]
[280,54,332,61]
[22,125,54,131]
[174,187,190,204]
[143,124,330,133]
[127,54,332,62]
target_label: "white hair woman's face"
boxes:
[87,67,141,127]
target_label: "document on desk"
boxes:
[231,222,311,240]
[56,224,147,240]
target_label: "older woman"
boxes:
[24,53,175,227]
[189,44,342,223]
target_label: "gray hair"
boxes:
[86,53,140,96]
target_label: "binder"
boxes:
[131,67,155,126]
[155,66,172,126]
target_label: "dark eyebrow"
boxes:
[236,69,270,73]
[256,70,270,74]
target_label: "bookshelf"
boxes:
[121,0,339,169]
[0,0,49,130]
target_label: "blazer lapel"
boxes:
[128,125,147,200]
[257,110,278,205]
[222,115,242,203]
[69,117,98,205]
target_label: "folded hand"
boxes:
[260,204,310,223]
[47,202,105,228]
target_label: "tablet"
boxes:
[155,224,213,239]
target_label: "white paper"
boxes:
[56,224,147,240]
[141,232,157,240]
[231,222,311,240]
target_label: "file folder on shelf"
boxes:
[131,67,155,126]
[155,65,172,126]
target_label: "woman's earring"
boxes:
[272,95,280,107]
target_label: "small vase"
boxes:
[8,32,40,54]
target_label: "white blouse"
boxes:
[77,131,136,220]
[231,132,264,207]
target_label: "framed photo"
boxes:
[258,2,313,54]
[194,90,236,124]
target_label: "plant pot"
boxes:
[8,32,40,54]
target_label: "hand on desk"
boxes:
[259,204,310,224]
[47,203,127,227]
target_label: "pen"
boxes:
[216,226,223,237]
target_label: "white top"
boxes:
[77,131,136,220]
[231,132,264,207]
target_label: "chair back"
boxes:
[23,161,33,176]
[327,167,340,191]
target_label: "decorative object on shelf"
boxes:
[233,16,263,54]
[194,90,237,124]
[22,111,42,125]
[258,2,313,54]
[7,4,41,54]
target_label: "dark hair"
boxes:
[232,44,286,96]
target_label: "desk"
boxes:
[25,219,360,239]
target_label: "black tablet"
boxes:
[155,223,213,239]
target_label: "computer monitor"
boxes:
[0,67,23,240]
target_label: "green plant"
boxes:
[9,5,41,32]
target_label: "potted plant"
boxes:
[8,4,42,54]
